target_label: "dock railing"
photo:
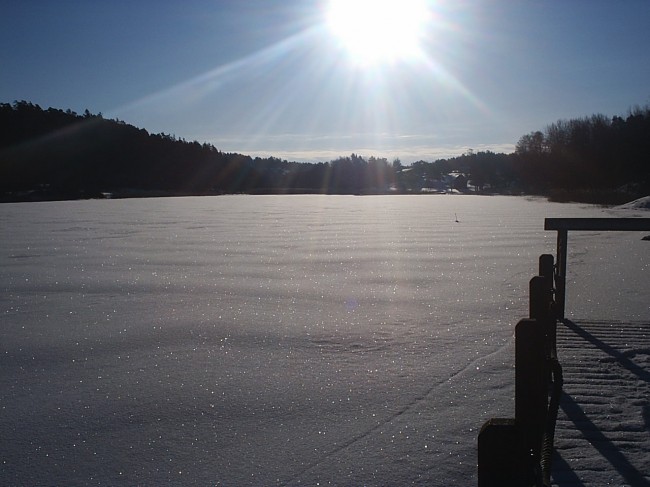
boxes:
[544,217,650,320]
[478,254,561,486]
[478,217,650,486]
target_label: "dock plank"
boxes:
[552,320,650,486]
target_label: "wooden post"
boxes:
[529,275,551,322]
[478,418,519,486]
[538,254,554,290]
[515,318,547,480]
[538,254,558,359]
[555,230,568,320]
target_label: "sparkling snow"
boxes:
[1,195,648,485]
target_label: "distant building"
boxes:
[421,178,447,193]
[446,172,468,192]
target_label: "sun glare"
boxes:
[326,0,429,66]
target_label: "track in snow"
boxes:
[281,340,514,486]
[552,319,650,486]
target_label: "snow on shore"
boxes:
[614,195,650,211]
[1,195,647,485]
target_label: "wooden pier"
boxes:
[478,217,650,486]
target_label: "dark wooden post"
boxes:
[478,418,519,486]
[530,275,551,322]
[538,254,554,290]
[531,269,556,354]
[538,254,557,359]
[515,317,547,482]
[555,230,568,320]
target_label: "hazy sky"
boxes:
[2,1,649,163]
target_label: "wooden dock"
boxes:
[479,218,649,486]
[552,319,650,486]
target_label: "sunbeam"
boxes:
[107,3,492,162]
[109,26,322,121]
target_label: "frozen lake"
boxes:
[1,195,647,485]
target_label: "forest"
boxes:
[1,100,648,203]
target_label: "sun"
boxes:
[326,0,429,66]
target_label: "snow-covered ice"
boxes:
[1,195,647,485]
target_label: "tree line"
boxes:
[1,101,648,203]
[514,108,650,202]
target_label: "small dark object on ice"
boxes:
[643,235,650,241]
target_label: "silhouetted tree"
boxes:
[2,100,648,203]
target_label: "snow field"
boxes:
[0,195,647,485]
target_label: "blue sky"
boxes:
[1,0,649,163]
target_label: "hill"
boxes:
[2,101,649,203]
